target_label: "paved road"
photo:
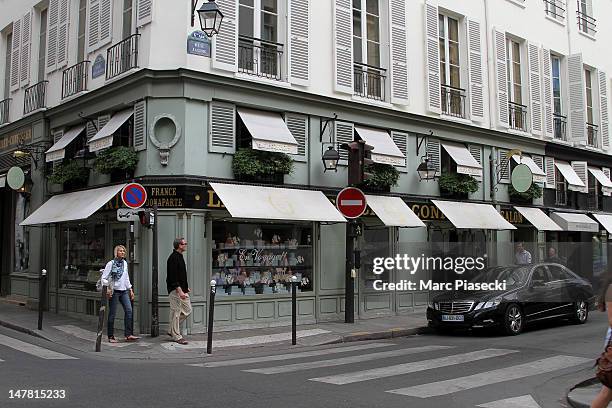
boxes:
[0,312,606,408]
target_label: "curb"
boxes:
[566,377,600,408]
[0,320,53,342]
[336,326,433,344]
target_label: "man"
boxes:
[515,242,532,265]
[166,237,192,345]
[545,246,565,265]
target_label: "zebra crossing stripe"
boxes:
[0,333,77,360]
[476,394,542,408]
[190,343,394,368]
[386,355,590,398]
[244,345,454,375]
[310,348,517,385]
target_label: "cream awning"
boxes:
[554,162,585,191]
[354,126,405,166]
[365,195,425,227]
[45,125,86,162]
[209,182,346,222]
[237,108,298,154]
[20,184,126,226]
[431,200,515,230]
[88,109,133,152]
[512,155,546,183]
[441,141,482,176]
[550,212,598,232]
[513,206,562,231]
[588,168,612,195]
[593,214,612,234]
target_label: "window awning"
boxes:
[431,200,515,230]
[512,155,546,183]
[441,141,482,176]
[593,214,612,234]
[550,212,598,232]
[513,206,562,231]
[554,161,585,190]
[20,184,126,226]
[365,195,425,228]
[588,168,612,195]
[354,126,405,166]
[88,109,133,152]
[237,108,298,154]
[45,125,86,162]
[0,174,5,188]
[209,182,346,222]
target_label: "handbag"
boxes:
[95,268,114,296]
[596,337,612,388]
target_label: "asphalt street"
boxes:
[0,312,607,408]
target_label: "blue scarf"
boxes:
[111,258,124,281]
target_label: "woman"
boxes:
[101,245,139,343]
[592,273,612,408]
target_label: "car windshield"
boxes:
[468,266,529,289]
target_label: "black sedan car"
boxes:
[426,263,595,335]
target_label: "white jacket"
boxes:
[101,259,132,291]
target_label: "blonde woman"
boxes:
[101,245,139,343]
[592,274,612,408]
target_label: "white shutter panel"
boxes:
[542,48,554,138]
[133,100,146,151]
[493,28,509,128]
[56,0,70,69]
[286,113,308,162]
[86,119,97,140]
[426,138,440,173]
[391,131,408,171]
[604,168,611,196]
[333,0,353,94]
[47,0,59,73]
[136,0,153,27]
[467,19,484,121]
[51,130,64,168]
[389,0,408,105]
[20,11,32,87]
[528,43,542,135]
[10,19,21,91]
[98,0,112,47]
[209,101,236,154]
[87,0,100,53]
[568,54,586,143]
[468,145,482,181]
[424,1,440,113]
[599,70,609,149]
[288,0,309,86]
[545,156,556,188]
[334,121,354,164]
[571,161,588,193]
[498,149,510,184]
[212,0,238,72]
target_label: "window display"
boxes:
[14,194,30,272]
[361,227,390,290]
[61,222,106,291]
[211,222,313,296]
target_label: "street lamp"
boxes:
[13,140,49,170]
[192,0,224,37]
[322,145,340,172]
[417,155,437,181]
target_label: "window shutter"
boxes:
[56,0,70,69]
[86,119,97,140]
[10,19,21,91]
[87,0,100,53]
[51,130,64,168]
[468,145,482,181]
[209,101,236,154]
[545,156,555,188]
[571,161,588,193]
[467,18,484,121]
[568,53,586,143]
[389,0,408,105]
[424,1,440,113]
[136,0,153,27]
[604,167,611,196]
[333,0,353,94]
[542,48,554,138]
[334,120,354,164]
[498,149,510,184]
[493,28,509,128]
[391,131,408,171]
[599,70,609,149]
[532,155,544,174]
[285,113,308,162]
[47,0,59,73]
[426,138,440,173]
[20,11,32,88]
[528,42,542,135]
[98,114,110,131]
[133,100,146,151]
[212,0,238,72]
[288,0,309,86]
[98,0,112,47]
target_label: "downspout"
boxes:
[483,0,494,132]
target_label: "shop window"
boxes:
[361,227,390,290]
[211,221,313,296]
[61,222,106,291]
[14,194,30,272]
[236,114,251,149]
[440,149,456,175]
[113,117,133,148]
[587,173,603,210]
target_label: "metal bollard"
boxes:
[37,269,47,330]
[95,283,108,352]
[207,280,216,355]
[291,275,297,345]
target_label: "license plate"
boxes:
[441,315,464,322]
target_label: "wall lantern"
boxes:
[192,0,224,37]
[417,156,437,181]
[322,145,340,172]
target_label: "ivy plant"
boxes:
[48,161,90,185]
[438,172,479,194]
[508,183,543,200]
[93,146,139,174]
[232,148,293,177]
[362,163,400,189]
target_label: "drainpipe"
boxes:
[483,0,494,131]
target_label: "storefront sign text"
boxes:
[500,209,527,225]
[147,186,183,208]
[409,203,446,221]
[0,127,32,152]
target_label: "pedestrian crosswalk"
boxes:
[0,333,77,360]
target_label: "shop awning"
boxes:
[236,108,298,154]
[431,200,515,230]
[45,125,86,162]
[512,155,546,183]
[513,206,562,231]
[554,162,585,191]
[365,195,425,228]
[354,127,405,166]
[550,212,598,232]
[593,214,612,234]
[0,174,5,188]
[88,109,133,152]
[588,168,612,195]
[209,182,346,222]
[20,184,126,226]
[441,141,482,177]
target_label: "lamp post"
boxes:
[191,0,224,37]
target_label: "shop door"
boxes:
[359,226,394,318]
[0,190,10,296]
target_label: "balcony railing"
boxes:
[62,61,90,99]
[587,122,598,147]
[0,98,10,125]
[441,84,466,118]
[238,36,283,81]
[553,112,567,140]
[353,62,386,101]
[544,0,565,19]
[106,33,140,80]
[23,81,48,115]
[508,101,528,131]
[576,3,597,35]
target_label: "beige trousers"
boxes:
[168,290,192,340]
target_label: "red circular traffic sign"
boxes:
[121,183,148,209]
[336,187,367,219]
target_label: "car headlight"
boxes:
[474,299,501,310]
[428,301,438,310]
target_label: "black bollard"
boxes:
[37,269,47,330]
[207,280,216,355]
[291,275,297,345]
[95,285,108,352]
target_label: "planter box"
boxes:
[440,189,468,200]
[235,173,285,184]
[363,184,391,193]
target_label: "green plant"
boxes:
[508,183,542,200]
[362,163,400,188]
[48,161,90,185]
[93,146,138,174]
[438,172,479,194]
[232,149,293,177]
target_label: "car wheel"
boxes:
[503,304,524,335]
[571,301,588,324]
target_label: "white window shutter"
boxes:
[98,0,112,47]
[334,120,354,164]
[567,53,586,143]
[209,101,236,154]
[493,28,508,128]
[136,0,153,27]
[56,0,70,69]
[86,119,97,140]
[10,19,21,91]
[545,156,556,188]
[87,0,100,53]
[426,138,440,173]
[391,131,408,171]
[571,161,588,193]
[285,113,308,162]
[98,113,110,130]
[47,0,59,73]
[528,43,542,135]
[389,0,408,105]
[599,70,609,149]
[333,0,353,94]
[542,48,554,138]
[20,12,32,88]
[604,168,611,196]
[467,19,484,121]
[424,1,440,113]
[498,148,510,184]
[212,0,238,72]
[51,129,64,168]
[468,144,482,181]
[133,100,147,151]
[288,0,309,86]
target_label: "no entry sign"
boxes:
[336,187,367,219]
[121,183,147,209]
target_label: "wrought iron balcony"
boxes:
[238,36,284,81]
[587,122,599,148]
[62,60,90,99]
[353,62,386,101]
[544,0,565,19]
[440,84,466,119]
[508,101,528,131]
[0,98,10,125]
[106,33,140,80]
[553,112,567,140]
[23,81,48,115]
[576,2,596,35]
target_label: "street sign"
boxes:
[117,208,140,222]
[336,187,367,219]
[121,183,147,209]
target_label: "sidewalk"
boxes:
[567,377,601,408]
[0,301,430,360]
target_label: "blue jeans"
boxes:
[108,290,133,338]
